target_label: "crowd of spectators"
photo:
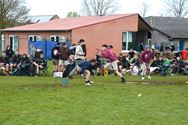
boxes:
[0,45,47,76]
[1,42,188,80]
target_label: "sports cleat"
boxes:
[68,75,73,79]
[121,78,126,84]
[89,81,94,84]
[85,83,92,86]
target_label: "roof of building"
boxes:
[3,13,146,32]
[28,15,60,23]
[144,16,188,39]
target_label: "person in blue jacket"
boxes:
[77,59,96,86]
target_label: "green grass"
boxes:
[0,75,188,125]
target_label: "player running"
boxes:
[98,44,126,84]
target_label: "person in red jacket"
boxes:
[140,46,153,80]
[100,44,126,83]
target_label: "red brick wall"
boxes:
[72,15,139,59]
[4,31,70,54]
[4,15,139,58]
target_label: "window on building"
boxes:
[28,35,41,42]
[0,34,5,51]
[9,35,19,51]
[122,32,136,51]
[50,35,60,42]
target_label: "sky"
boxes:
[26,0,165,18]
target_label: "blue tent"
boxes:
[28,40,71,60]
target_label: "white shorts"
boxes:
[104,60,118,71]
[59,60,70,66]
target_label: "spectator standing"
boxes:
[58,43,71,72]
[29,44,36,60]
[75,39,86,62]
[51,43,60,73]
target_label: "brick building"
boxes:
[2,13,151,58]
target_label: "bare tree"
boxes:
[0,0,30,29]
[67,11,80,18]
[139,2,149,17]
[80,0,119,16]
[165,0,188,17]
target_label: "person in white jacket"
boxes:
[75,40,85,61]
[68,39,86,78]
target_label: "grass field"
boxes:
[0,75,188,125]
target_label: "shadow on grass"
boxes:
[20,83,71,89]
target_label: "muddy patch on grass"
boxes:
[127,81,178,85]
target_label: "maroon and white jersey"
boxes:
[140,50,153,64]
